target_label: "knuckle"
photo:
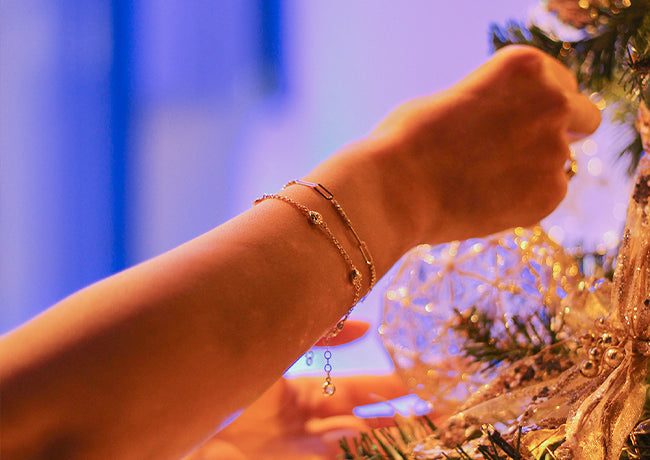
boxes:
[499,45,547,78]
[499,48,571,114]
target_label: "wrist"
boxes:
[302,134,436,276]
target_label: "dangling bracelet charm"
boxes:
[322,347,335,396]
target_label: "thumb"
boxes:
[314,320,370,347]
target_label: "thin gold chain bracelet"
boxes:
[284,180,376,293]
[254,193,363,306]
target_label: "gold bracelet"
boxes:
[254,193,362,396]
[254,193,363,306]
[284,180,376,293]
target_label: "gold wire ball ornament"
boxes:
[379,225,581,416]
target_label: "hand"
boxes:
[184,373,409,460]
[368,45,602,246]
[183,321,410,460]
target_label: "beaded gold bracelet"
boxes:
[254,193,363,306]
[254,193,362,395]
[284,180,377,293]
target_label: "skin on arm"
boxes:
[0,46,601,459]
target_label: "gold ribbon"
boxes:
[553,154,650,459]
[412,156,650,459]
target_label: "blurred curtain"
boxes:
[0,0,283,333]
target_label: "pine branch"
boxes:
[452,306,559,368]
[339,416,437,460]
[341,416,527,459]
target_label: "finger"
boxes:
[305,414,369,435]
[293,373,411,418]
[540,50,579,92]
[314,320,370,347]
[566,92,602,136]
[495,45,578,91]
[537,52,601,135]
[334,373,411,406]
[524,46,601,135]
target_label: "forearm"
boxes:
[0,136,417,459]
